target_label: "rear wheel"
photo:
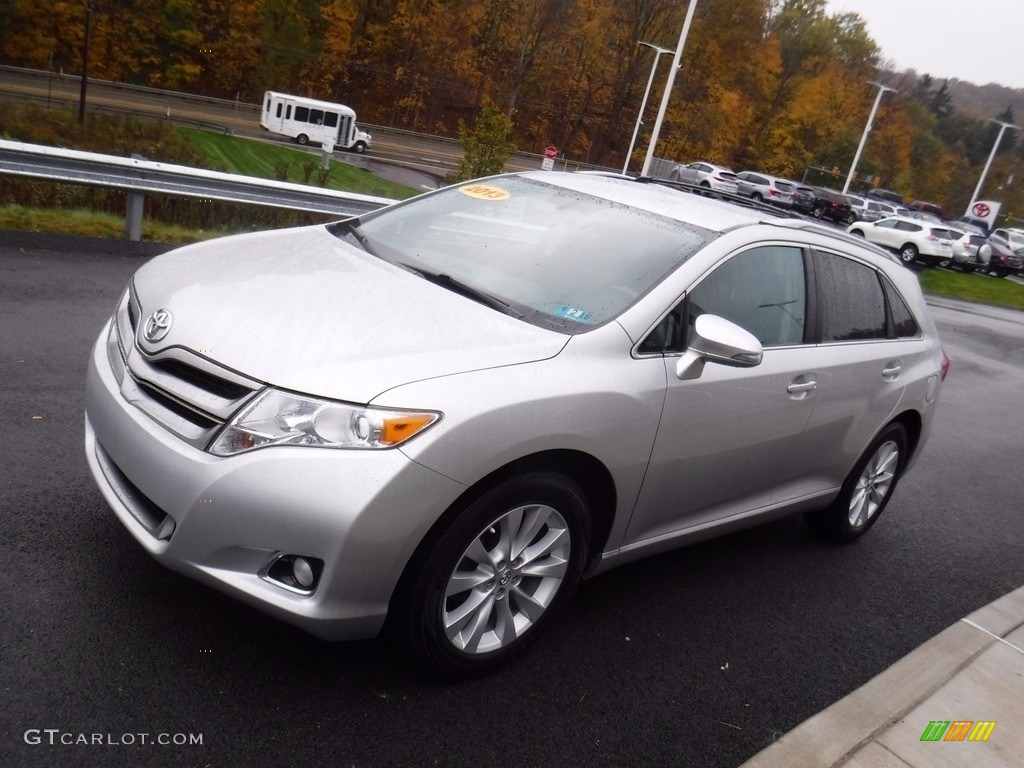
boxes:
[813,205,826,219]
[899,244,919,264]
[296,134,309,146]
[805,423,907,543]
[395,472,590,678]
[752,192,763,202]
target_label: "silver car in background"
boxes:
[734,171,795,207]
[669,161,739,193]
[85,172,946,678]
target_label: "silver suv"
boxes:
[85,172,946,677]
[734,171,795,206]
[669,161,739,193]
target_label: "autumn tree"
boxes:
[448,101,516,182]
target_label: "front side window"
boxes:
[815,252,886,341]
[687,246,807,347]
[294,106,309,122]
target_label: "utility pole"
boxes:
[641,0,699,177]
[78,1,96,124]
[970,119,1020,206]
[842,82,895,194]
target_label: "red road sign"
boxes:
[544,145,557,159]
[972,202,991,218]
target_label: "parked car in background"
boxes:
[670,162,739,193]
[985,228,1024,277]
[989,227,1024,251]
[847,216,955,265]
[907,201,945,220]
[847,194,893,223]
[867,188,905,206]
[904,210,944,225]
[84,170,947,678]
[788,182,816,215]
[937,228,989,272]
[735,172,795,206]
[810,187,853,222]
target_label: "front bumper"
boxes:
[84,325,466,640]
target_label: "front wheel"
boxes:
[899,244,919,264]
[394,472,591,678]
[352,141,367,154]
[813,205,826,219]
[805,423,907,543]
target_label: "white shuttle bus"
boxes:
[260,91,372,153]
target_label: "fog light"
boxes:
[262,554,323,594]
[293,557,314,588]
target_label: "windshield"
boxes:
[346,176,712,332]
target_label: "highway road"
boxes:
[0,66,562,188]
[1,230,1022,768]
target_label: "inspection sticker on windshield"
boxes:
[555,305,592,322]
[459,184,511,201]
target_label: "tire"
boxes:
[752,193,763,203]
[813,205,826,219]
[296,134,309,146]
[353,141,367,154]
[805,423,908,543]
[845,213,856,225]
[937,258,952,269]
[394,472,591,678]
[899,244,918,264]
[699,181,711,189]
[849,229,865,237]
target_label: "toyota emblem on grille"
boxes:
[144,309,173,343]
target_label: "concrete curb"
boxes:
[739,586,1024,767]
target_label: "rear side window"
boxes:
[814,252,886,341]
[882,278,920,338]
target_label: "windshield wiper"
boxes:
[396,263,523,319]
[326,219,374,254]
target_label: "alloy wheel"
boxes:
[442,503,571,654]
[848,439,899,529]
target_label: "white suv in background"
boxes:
[669,162,739,193]
[847,216,954,265]
[734,172,795,207]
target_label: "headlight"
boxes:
[208,388,440,456]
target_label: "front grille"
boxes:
[112,288,263,448]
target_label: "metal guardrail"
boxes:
[0,138,397,240]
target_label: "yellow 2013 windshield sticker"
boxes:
[459,184,511,201]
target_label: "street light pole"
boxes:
[641,0,699,178]
[842,81,895,194]
[623,42,673,175]
[969,119,1020,206]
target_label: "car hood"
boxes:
[130,225,569,403]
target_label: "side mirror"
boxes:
[675,314,764,381]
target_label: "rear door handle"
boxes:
[883,361,902,380]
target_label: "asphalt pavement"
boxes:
[2,230,1022,768]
